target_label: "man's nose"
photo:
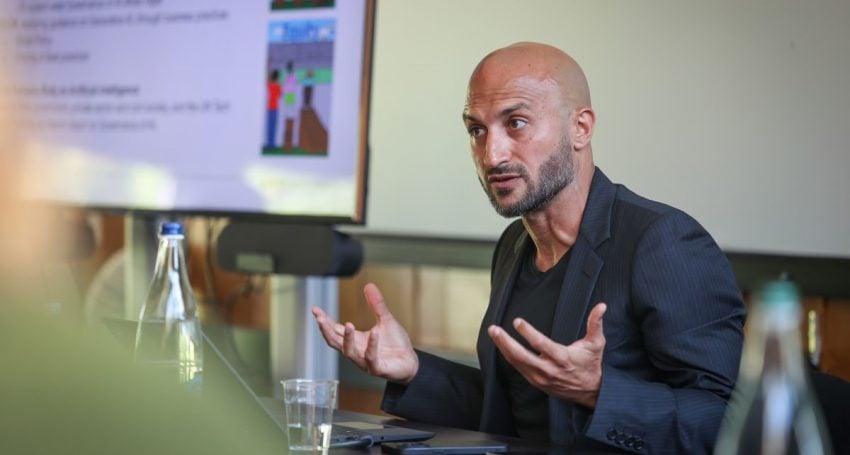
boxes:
[483,131,511,168]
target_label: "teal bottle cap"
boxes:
[759,280,801,309]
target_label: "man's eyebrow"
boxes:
[499,102,530,117]
[462,103,530,123]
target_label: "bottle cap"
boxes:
[160,222,184,236]
[759,280,801,309]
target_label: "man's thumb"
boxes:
[585,303,607,345]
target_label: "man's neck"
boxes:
[522,164,594,272]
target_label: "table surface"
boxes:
[327,410,622,455]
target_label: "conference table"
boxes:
[324,409,623,455]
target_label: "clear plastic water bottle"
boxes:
[134,221,203,393]
[715,281,832,454]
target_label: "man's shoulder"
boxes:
[581,167,701,244]
[614,184,677,218]
[607,181,706,240]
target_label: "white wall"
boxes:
[362,0,850,258]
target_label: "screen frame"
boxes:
[18,0,377,227]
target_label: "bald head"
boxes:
[468,42,591,111]
[463,42,597,218]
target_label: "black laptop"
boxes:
[256,395,435,448]
[328,419,436,447]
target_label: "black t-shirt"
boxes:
[495,243,572,442]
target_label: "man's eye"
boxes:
[509,119,527,129]
[468,126,485,138]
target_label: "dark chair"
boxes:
[810,370,850,454]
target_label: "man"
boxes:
[313,42,745,454]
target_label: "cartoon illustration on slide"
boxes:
[263,19,334,156]
[270,0,335,11]
[281,60,299,150]
[265,69,281,148]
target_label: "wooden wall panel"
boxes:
[819,298,850,381]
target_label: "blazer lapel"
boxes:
[487,230,527,327]
[548,167,616,442]
[550,167,615,344]
[549,235,603,345]
[479,225,527,433]
[547,235,603,444]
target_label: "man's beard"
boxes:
[479,136,575,218]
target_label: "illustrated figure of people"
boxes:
[303,69,315,107]
[264,69,281,149]
[282,60,299,150]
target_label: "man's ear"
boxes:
[572,107,596,151]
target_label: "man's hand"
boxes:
[487,303,607,409]
[312,283,419,384]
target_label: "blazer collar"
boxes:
[579,167,616,249]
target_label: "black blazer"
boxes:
[383,168,746,454]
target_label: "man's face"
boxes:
[463,74,575,218]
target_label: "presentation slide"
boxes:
[3,0,371,222]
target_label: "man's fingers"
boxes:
[512,318,558,355]
[488,325,546,371]
[342,322,366,369]
[312,306,344,350]
[363,283,393,322]
[365,329,380,370]
[317,320,344,350]
[311,306,332,329]
[584,303,607,347]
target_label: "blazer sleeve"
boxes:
[581,210,746,454]
[381,350,485,431]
